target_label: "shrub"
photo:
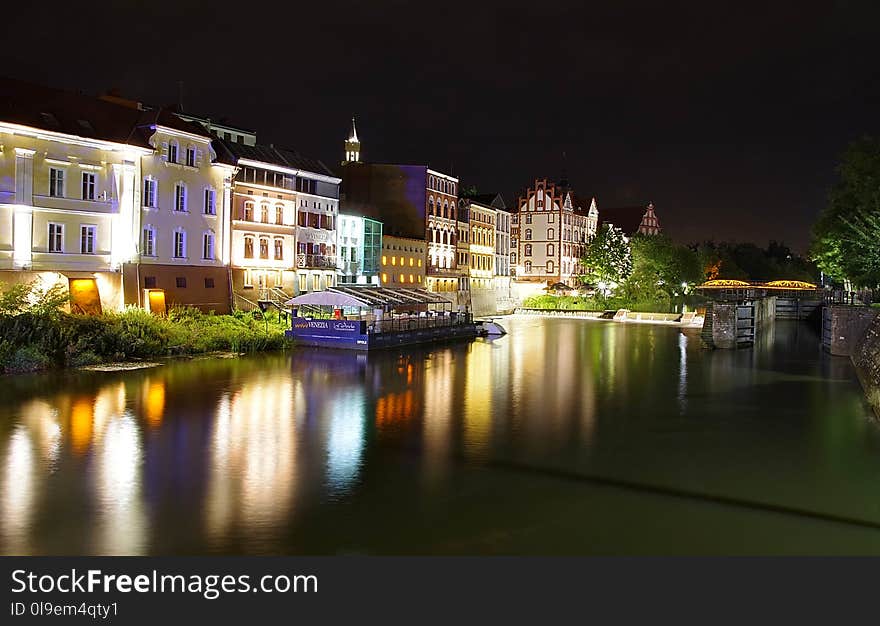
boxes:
[5,346,53,374]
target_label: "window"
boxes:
[143,178,156,207]
[525,244,532,256]
[275,204,284,225]
[259,237,269,259]
[174,184,186,212]
[143,226,156,256]
[49,168,65,197]
[204,188,216,215]
[274,238,283,260]
[547,244,555,257]
[511,252,517,264]
[205,277,215,288]
[548,228,555,240]
[548,213,554,223]
[176,277,187,288]
[48,223,63,253]
[81,172,96,200]
[525,214,532,224]
[261,204,269,223]
[173,231,186,258]
[168,141,179,163]
[244,236,254,259]
[144,276,157,289]
[186,146,196,167]
[525,229,532,240]
[202,232,215,260]
[80,225,96,254]
[244,201,254,221]
[524,260,532,272]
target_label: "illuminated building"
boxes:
[460,193,510,314]
[599,201,662,236]
[379,235,425,288]
[339,120,465,304]
[510,177,598,287]
[337,213,383,285]
[214,141,341,297]
[0,77,235,313]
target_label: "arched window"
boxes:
[547,260,554,274]
[244,236,254,259]
[244,201,254,221]
[275,204,284,225]
[443,200,448,218]
[524,244,532,256]
[524,260,532,273]
[547,244,554,256]
[429,176,435,189]
[259,237,269,259]
[202,231,215,260]
[168,140,179,164]
[260,204,269,223]
[274,238,284,260]
[429,196,434,215]
[450,182,456,196]
[548,228,554,240]
[511,252,517,264]
[525,228,532,240]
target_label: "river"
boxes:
[1,316,879,555]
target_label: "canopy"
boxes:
[286,286,450,309]
[286,291,370,307]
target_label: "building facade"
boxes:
[0,77,235,314]
[338,213,382,285]
[380,235,425,288]
[511,178,598,287]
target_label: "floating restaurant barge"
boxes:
[285,286,478,350]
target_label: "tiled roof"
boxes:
[0,76,212,148]
[218,139,335,177]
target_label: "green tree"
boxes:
[811,136,880,288]
[580,224,633,294]
[622,235,703,303]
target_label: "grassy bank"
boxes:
[522,294,699,313]
[0,298,289,375]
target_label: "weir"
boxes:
[697,280,822,349]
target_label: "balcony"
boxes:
[297,253,337,269]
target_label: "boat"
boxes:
[477,319,507,336]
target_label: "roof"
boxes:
[217,139,335,177]
[286,286,450,308]
[599,205,651,234]
[0,76,212,149]
[462,192,508,211]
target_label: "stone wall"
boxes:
[822,305,879,356]
[701,297,776,349]
[852,312,880,418]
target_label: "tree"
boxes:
[811,136,880,288]
[621,235,703,304]
[580,224,632,294]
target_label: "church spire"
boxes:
[343,116,361,165]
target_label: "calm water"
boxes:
[2,316,879,555]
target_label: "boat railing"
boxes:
[367,313,472,334]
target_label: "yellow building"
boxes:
[0,77,236,313]
[380,235,425,288]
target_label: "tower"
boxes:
[343,116,361,164]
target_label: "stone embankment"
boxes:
[823,305,880,417]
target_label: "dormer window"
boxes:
[186,146,196,167]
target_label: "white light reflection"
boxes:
[1,427,35,554]
[326,389,366,496]
[678,332,688,413]
[94,411,146,555]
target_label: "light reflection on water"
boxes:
[1,317,879,555]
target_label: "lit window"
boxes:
[244,201,254,221]
[259,237,269,259]
[274,238,283,260]
[391,257,396,266]
[398,256,404,265]
[244,237,254,259]
[382,255,387,264]
[382,273,388,283]
[275,205,284,225]
[409,274,414,283]
[261,204,269,223]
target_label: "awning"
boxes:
[286,286,450,308]
[285,291,370,307]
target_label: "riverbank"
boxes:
[0,307,289,375]
[515,308,704,327]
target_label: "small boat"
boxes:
[477,319,507,336]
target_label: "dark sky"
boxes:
[8,1,880,251]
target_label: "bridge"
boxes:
[695,279,823,349]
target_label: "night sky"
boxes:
[8,1,880,251]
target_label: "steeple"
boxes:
[343,116,361,164]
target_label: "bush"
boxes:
[5,346,53,373]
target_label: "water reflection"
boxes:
[0,317,878,555]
